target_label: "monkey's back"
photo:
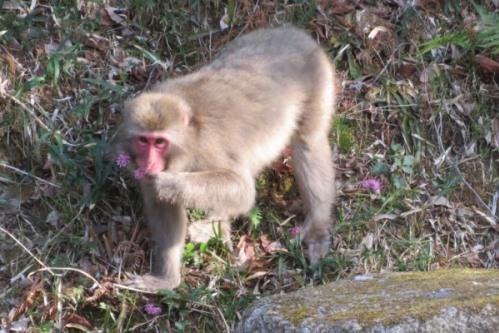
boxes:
[154,26,334,174]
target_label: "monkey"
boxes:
[117,26,337,290]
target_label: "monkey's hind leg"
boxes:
[291,49,336,264]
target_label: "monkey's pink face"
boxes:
[133,133,169,176]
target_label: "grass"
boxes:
[1,0,498,332]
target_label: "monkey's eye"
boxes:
[138,136,148,145]
[154,138,167,147]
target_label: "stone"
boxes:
[237,269,499,333]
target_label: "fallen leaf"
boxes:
[416,0,443,15]
[235,235,256,267]
[429,195,453,208]
[397,62,417,79]
[63,313,94,330]
[83,33,109,52]
[85,282,113,303]
[259,235,285,254]
[104,7,126,26]
[245,271,270,280]
[474,55,499,74]
[330,0,354,15]
[9,281,43,322]
[368,26,389,39]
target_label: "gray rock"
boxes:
[237,269,499,333]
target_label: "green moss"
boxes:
[328,295,499,326]
[279,269,499,326]
[332,117,355,153]
[285,304,313,325]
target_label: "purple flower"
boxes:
[115,152,131,168]
[289,226,302,237]
[133,169,146,180]
[144,303,162,316]
[360,178,382,194]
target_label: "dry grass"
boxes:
[0,1,497,332]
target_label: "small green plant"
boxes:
[98,302,118,331]
[183,242,200,266]
[248,207,263,235]
[421,32,472,55]
[38,321,55,333]
[188,208,206,221]
[421,3,499,56]
[388,143,416,189]
[391,144,415,174]
[281,237,308,271]
[474,3,499,54]
[333,117,355,153]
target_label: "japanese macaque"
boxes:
[117,26,336,290]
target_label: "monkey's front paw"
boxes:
[153,172,180,202]
[123,274,180,292]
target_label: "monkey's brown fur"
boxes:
[120,26,336,290]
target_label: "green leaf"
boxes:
[402,155,415,174]
[420,32,472,54]
[347,51,361,79]
[199,242,208,253]
[47,55,61,86]
[390,174,407,189]
[248,207,262,231]
[184,242,195,253]
[371,162,390,175]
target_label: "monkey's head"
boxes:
[121,93,191,176]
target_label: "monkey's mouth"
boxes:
[143,162,166,176]
[134,164,165,180]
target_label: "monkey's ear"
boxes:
[173,97,192,127]
[179,106,191,126]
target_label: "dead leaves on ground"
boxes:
[3,278,121,331]
[474,54,499,74]
[235,234,286,272]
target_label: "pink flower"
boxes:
[289,226,302,237]
[115,152,131,168]
[360,178,382,194]
[144,303,162,316]
[133,169,146,180]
